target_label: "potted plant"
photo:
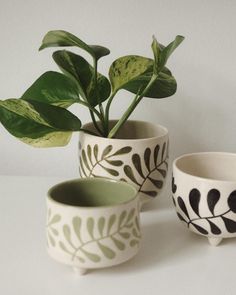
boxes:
[0,30,184,205]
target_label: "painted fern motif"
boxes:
[124,141,169,197]
[79,144,132,178]
[46,208,61,247]
[56,208,140,263]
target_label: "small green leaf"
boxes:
[158,35,185,70]
[39,30,110,60]
[101,145,113,158]
[53,50,111,106]
[97,242,116,259]
[98,217,105,237]
[87,217,95,239]
[22,71,80,108]
[107,214,116,234]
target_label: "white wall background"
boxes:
[0,0,235,177]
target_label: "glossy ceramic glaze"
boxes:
[46,178,141,274]
[172,152,236,246]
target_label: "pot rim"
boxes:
[80,120,168,142]
[173,152,236,183]
[47,177,138,209]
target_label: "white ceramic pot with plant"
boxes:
[0,30,184,205]
[79,120,169,206]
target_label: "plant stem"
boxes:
[78,100,102,120]
[89,110,103,136]
[108,75,158,138]
[104,91,117,131]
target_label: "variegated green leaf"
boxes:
[0,99,81,147]
[39,30,110,60]
[22,71,80,108]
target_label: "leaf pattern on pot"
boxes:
[173,187,236,236]
[207,189,220,215]
[79,144,132,178]
[48,207,141,263]
[46,209,61,247]
[124,141,169,197]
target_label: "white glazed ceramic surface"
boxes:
[172,152,236,246]
[46,178,141,274]
[79,120,169,206]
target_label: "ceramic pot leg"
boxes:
[208,237,222,246]
[73,266,88,276]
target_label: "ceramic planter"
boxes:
[172,152,236,246]
[79,120,169,206]
[46,178,141,275]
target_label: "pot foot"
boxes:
[208,237,222,246]
[73,266,88,276]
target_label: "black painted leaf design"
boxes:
[177,212,187,223]
[191,222,208,235]
[105,159,123,166]
[140,190,157,197]
[154,144,160,166]
[82,150,90,170]
[157,168,166,177]
[161,142,166,161]
[93,144,98,161]
[99,163,119,176]
[144,148,151,172]
[172,196,176,207]
[124,165,141,185]
[207,220,221,235]
[148,176,163,189]
[132,154,145,178]
[172,177,177,194]
[87,145,93,165]
[189,188,201,216]
[110,146,132,156]
[177,196,189,219]
[228,190,236,213]
[222,216,236,233]
[101,145,113,158]
[79,157,88,177]
[207,189,220,215]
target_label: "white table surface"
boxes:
[0,175,235,295]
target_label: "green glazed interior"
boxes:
[48,178,137,207]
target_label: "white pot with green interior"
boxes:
[79,120,169,206]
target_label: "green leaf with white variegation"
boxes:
[0,99,81,147]
[22,71,80,108]
[109,55,153,93]
[39,30,110,60]
[53,50,111,106]
[158,35,185,70]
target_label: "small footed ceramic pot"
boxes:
[172,152,236,246]
[79,120,169,207]
[46,178,141,275]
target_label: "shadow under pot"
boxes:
[172,152,236,246]
[79,120,169,207]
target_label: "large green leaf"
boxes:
[0,99,81,147]
[39,30,110,60]
[109,55,153,93]
[22,71,80,108]
[109,55,176,98]
[53,50,111,106]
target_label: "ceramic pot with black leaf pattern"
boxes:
[79,120,169,208]
[172,152,236,246]
[47,178,140,275]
